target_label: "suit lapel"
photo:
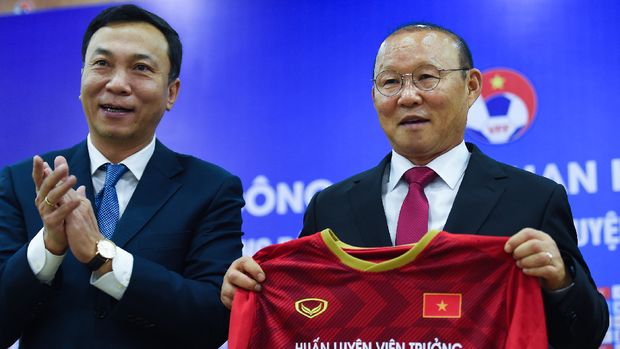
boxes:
[112,141,183,247]
[67,141,96,203]
[444,143,507,234]
[347,154,392,247]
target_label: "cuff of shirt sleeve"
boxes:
[544,282,575,303]
[543,251,577,303]
[27,228,65,285]
[90,246,134,300]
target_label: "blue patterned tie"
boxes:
[95,163,128,239]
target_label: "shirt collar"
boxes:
[387,141,470,192]
[87,134,156,180]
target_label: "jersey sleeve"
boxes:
[228,245,277,348]
[504,267,548,348]
[228,288,257,349]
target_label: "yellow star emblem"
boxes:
[490,74,506,90]
[437,300,448,311]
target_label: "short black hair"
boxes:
[81,4,182,83]
[373,22,473,78]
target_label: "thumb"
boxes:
[76,185,87,197]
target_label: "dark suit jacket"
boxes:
[0,140,244,349]
[301,143,608,349]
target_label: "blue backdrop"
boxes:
[1,0,618,346]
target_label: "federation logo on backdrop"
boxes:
[466,68,537,144]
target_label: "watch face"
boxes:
[97,240,116,259]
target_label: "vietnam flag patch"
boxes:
[422,293,462,318]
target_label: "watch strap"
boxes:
[86,253,108,271]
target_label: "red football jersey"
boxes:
[229,229,547,349]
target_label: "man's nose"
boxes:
[398,75,422,106]
[105,69,131,95]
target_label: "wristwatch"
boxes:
[86,239,117,271]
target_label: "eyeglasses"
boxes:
[373,65,470,97]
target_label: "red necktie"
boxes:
[395,167,437,245]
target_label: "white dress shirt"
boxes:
[27,134,156,300]
[381,141,470,245]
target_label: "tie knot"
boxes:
[402,166,437,187]
[103,163,128,188]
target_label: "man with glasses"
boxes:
[221,23,608,348]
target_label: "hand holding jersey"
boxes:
[505,228,572,291]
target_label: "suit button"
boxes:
[568,311,577,326]
[95,309,108,319]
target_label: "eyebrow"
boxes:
[90,48,159,66]
[132,53,157,65]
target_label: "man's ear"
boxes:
[166,78,181,111]
[466,69,482,107]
